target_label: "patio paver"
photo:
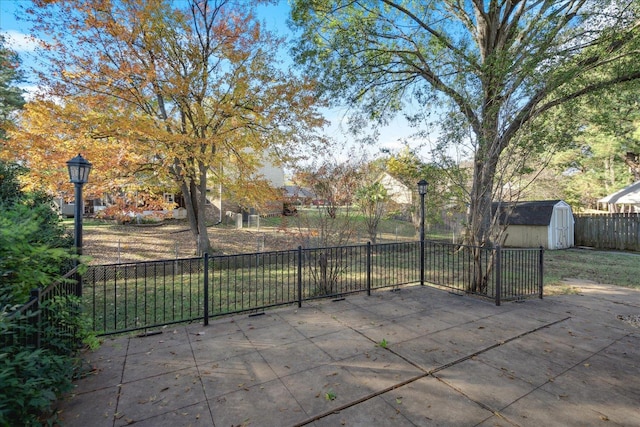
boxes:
[56,282,640,426]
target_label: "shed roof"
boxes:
[492,200,566,226]
[597,181,640,205]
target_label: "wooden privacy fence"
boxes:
[574,213,640,251]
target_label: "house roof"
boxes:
[492,200,566,226]
[597,181,640,205]
[282,185,315,199]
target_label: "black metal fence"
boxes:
[83,241,543,336]
[2,267,82,351]
[423,241,544,304]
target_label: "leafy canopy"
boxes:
[290,0,640,247]
[0,34,25,140]
[12,0,329,254]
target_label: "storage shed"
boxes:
[492,200,574,249]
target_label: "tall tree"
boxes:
[290,0,640,291]
[0,34,25,140]
[3,97,150,200]
[19,0,327,254]
[290,146,369,247]
[548,81,640,208]
[290,0,640,253]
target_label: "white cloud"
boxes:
[2,30,39,52]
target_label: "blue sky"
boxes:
[0,0,425,160]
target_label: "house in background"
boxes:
[377,172,412,205]
[166,150,287,220]
[282,185,316,205]
[493,200,574,250]
[56,198,106,218]
[597,181,640,213]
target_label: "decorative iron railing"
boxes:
[82,241,543,336]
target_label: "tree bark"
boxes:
[197,160,212,255]
[625,152,640,181]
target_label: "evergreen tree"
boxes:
[0,34,25,140]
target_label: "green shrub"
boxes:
[0,295,96,426]
[0,160,96,426]
[0,161,74,302]
[0,204,71,302]
[0,346,75,427]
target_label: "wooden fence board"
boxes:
[574,213,640,251]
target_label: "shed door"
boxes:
[555,207,570,248]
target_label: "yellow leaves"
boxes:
[13,0,329,215]
[5,98,151,198]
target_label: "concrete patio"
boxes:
[56,282,640,426]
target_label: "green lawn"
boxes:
[62,218,121,230]
[260,208,423,241]
[544,248,640,291]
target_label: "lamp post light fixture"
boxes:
[418,179,428,286]
[67,153,92,296]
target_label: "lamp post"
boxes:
[418,179,428,286]
[67,154,92,297]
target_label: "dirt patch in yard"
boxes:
[82,220,301,265]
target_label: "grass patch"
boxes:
[264,208,419,241]
[63,218,115,228]
[544,283,582,296]
[544,248,640,290]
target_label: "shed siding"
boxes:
[503,225,550,249]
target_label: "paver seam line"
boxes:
[290,372,430,427]
[111,328,213,426]
[116,365,198,386]
[112,335,131,427]
[327,297,571,376]
[326,289,563,346]
[186,325,218,427]
[111,400,212,427]
[424,316,571,424]
[492,330,638,416]
[609,299,640,309]
[199,325,322,405]
[289,307,571,426]
[429,316,572,375]
[473,408,521,427]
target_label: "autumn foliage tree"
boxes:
[14,0,327,254]
[4,98,150,201]
[291,151,364,248]
[291,0,640,291]
[355,181,388,244]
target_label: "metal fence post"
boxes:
[297,246,303,308]
[366,242,371,296]
[538,246,544,299]
[30,288,42,349]
[494,245,502,306]
[203,253,209,326]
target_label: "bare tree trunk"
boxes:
[624,152,640,181]
[318,252,331,295]
[197,160,212,255]
[173,158,212,255]
[465,123,501,293]
[180,179,198,238]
